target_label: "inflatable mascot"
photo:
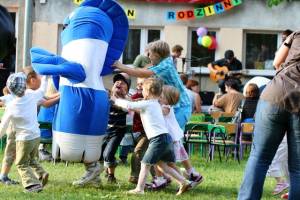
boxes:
[30,0,128,186]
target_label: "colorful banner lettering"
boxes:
[126,9,136,19]
[166,0,242,21]
[72,1,136,20]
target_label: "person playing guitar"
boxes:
[208,50,243,93]
[208,50,243,81]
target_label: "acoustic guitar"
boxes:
[209,65,245,82]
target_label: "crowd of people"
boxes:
[0,30,299,199]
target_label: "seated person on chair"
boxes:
[212,79,244,114]
[241,83,260,123]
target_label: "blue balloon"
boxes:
[197,37,203,45]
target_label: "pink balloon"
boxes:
[196,27,207,37]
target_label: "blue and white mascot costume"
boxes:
[30,0,128,186]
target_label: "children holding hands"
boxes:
[111,77,194,195]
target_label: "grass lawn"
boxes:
[0,150,282,200]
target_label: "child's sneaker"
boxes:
[146,177,169,190]
[127,189,144,195]
[0,176,19,185]
[272,182,289,195]
[190,173,204,188]
[176,181,192,196]
[24,184,43,193]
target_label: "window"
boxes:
[190,30,216,67]
[122,28,162,64]
[122,29,141,64]
[148,30,160,43]
[245,33,278,70]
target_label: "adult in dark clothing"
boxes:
[208,50,243,92]
[0,5,15,96]
[208,50,242,72]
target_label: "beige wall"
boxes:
[164,25,188,72]
[217,28,243,61]
[32,22,59,54]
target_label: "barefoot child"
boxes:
[112,78,192,195]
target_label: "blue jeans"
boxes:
[238,100,300,200]
[101,133,125,168]
[174,105,192,131]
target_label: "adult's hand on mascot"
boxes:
[112,60,122,69]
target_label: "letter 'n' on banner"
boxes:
[223,0,234,10]
[214,3,225,14]
[127,9,136,19]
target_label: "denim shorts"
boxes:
[142,134,175,165]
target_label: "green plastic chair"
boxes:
[207,123,240,163]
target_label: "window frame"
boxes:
[121,26,164,64]
[187,27,219,74]
[243,30,281,77]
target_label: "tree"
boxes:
[267,0,292,7]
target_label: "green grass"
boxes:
[0,151,282,200]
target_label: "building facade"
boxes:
[1,0,299,91]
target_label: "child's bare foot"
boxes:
[127,189,144,195]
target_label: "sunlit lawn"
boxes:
[0,148,283,200]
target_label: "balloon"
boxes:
[197,37,202,45]
[196,27,207,37]
[208,36,217,50]
[202,36,212,48]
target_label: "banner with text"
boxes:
[166,0,242,21]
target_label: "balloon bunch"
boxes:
[196,27,217,50]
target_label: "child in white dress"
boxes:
[159,85,203,185]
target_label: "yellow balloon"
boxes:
[202,36,212,48]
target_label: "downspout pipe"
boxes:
[22,0,32,68]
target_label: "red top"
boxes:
[131,92,145,133]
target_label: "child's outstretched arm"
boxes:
[0,110,11,138]
[40,93,60,108]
